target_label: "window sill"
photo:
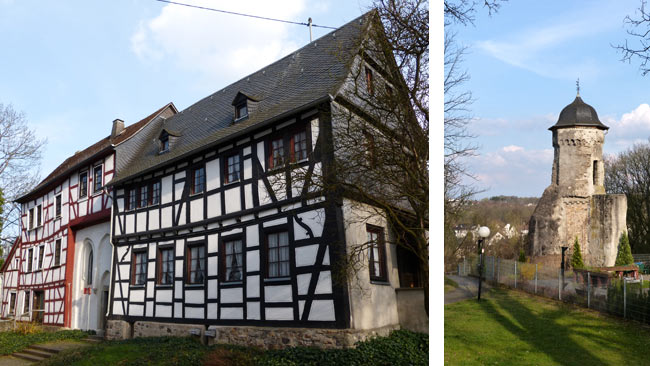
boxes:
[221,280,243,285]
[264,277,291,283]
[129,284,146,289]
[92,191,102,197]
[156,284,173,288]
[266,165,285,173]
[370,279,391,286]
[189,191,205,197]
[222,180,240,187]
[184,283,205,289]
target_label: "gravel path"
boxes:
[445,274,492,304]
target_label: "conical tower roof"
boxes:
[549,95,608,131]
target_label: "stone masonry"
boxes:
[528,95,627,267]
[105,319,399,349]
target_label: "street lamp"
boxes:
[477,226,490,301]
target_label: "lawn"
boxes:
[0,327,87,355]
[445,288,650,365]
[41,330,428,366]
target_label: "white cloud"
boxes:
[475,3,624,80]
[602,104,650,154]
[502,145,523,153]
[132,0,305,84]
[464,146,553,197]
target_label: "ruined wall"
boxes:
[589,194,627,267]
[528,127,625,268]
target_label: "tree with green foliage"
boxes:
[571,237,584,269]
[615,232,634,266]
[518,248,526,262]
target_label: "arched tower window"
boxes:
[87,248,93,286]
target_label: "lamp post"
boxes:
[561,246,568,291]
[477,226,491,301]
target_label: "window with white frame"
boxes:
[93,165,103,193]
[79,171,88,199]
[37,245,44,270]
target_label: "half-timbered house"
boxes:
[106,13,425,346]
[0,104,177,333]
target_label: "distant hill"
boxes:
[445,196,539,268]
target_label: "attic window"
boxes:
[235,102,248,120]
[365,67,374,95]
[159,131,170,153]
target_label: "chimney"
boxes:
[111,119,125,138]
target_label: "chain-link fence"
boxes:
[458,255,650,323]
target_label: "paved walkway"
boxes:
[445,274,492,304]
[0,340,91,365]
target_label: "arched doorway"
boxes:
[98,271,110,332]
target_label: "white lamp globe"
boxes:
[478,226,490,238]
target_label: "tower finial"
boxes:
[576,78,580,97]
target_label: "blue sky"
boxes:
[452,1,650,198]
[0,0,371,185]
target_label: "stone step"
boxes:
[23,347,54,358]
[30,344,61,354]
[12,351,46,362]
[85,337,103,343]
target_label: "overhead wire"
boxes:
[152,0,338,30]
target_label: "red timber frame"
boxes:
[15,150,114,327]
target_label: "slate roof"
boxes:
[549,95,609,131]
[17,103,175,203]
[110,12,372,186]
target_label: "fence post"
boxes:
[535,264,538,294]
[492,257,496,282]
[558,269,562,301]
[623,277,627,318]
[587,272,591,309]
[497,258,500,283]
[458,263,461,276]
[514,261,518,288]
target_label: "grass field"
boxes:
[445,288,650,365]
[0,327,87,355]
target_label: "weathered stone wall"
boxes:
[589,194,627,266]
[105,319,132,340]
[105,319,400,349]
[0,320,13,333]
[529,126,626,268]
[134,321,205,339]
[564,197,590,260]
[206,324,399,349]
[553,128,605,197]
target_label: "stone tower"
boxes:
[527,93,627,267]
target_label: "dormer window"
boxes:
[159,131,170,153]
[235,102,248,120]
[232,91,257,122]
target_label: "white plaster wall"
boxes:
[70,222,111,332]
[342,198,400,330]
